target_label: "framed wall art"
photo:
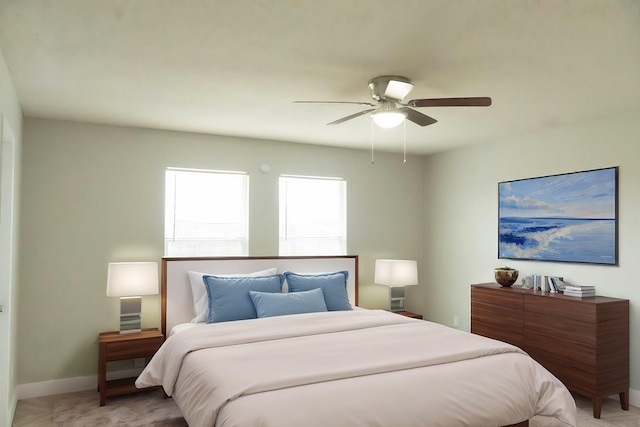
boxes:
[498,166,618,265]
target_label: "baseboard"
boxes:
[7,394,17,427]
[606,389,640,408]
[630,388,640,408]
[16,368,144,400]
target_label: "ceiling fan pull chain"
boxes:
[370,120,375,165]
[403,120,407,164]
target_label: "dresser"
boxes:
[471,283,629,419]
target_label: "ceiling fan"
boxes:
[295,75,491,128]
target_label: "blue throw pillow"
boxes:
[283,271,352,311]
[203,274,285,323]
[249,288,328,318]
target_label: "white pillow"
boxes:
[187,268,278,323]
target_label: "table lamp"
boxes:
[106,262,158,334]
[374,259,418,312]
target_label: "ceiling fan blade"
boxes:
[327,108,376,125]
[294,100,376,107]
[400,107,438,127]
[407,97,492,108]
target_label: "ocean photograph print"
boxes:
[498,167,618,265]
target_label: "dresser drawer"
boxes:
[473,320,523,347]
[523,311,595,347]
[105,336,163,361]
[471,286,523,309]
[471,301,523,347]
[525,294,597,322]
[528,349,597,395]
[525,329,595,366]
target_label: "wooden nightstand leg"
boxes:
[592,397,602,419]
[620,390,629,411]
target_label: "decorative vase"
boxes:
[494,267,519,287]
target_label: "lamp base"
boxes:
[119,297,142,334]
[389,287,405,312]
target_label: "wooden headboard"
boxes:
[161,255,359,336]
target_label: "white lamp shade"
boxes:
[374,259,418,287]
[106,262,159,297]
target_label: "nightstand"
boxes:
[98,328,164,406]
[394,311,423,319]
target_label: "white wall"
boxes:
[0,44,23,425]
[17,118,424,385]
[418,108,640,398]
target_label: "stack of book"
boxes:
[563,284,596,297]
[547,276,565,293]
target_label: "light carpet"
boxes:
[53,389,186,427]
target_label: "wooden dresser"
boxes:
[471,283,629,419]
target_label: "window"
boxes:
[165,168,249,256]
[279,175,347,256]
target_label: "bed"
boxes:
[136,256,577,427]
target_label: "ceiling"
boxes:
[0,0,639,155]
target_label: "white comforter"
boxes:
[137,309,577,427]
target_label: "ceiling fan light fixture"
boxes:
[384,80,414,101]
[371,110,406,128]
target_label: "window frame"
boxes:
[164,167,249,257]
[278,174,347,256]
